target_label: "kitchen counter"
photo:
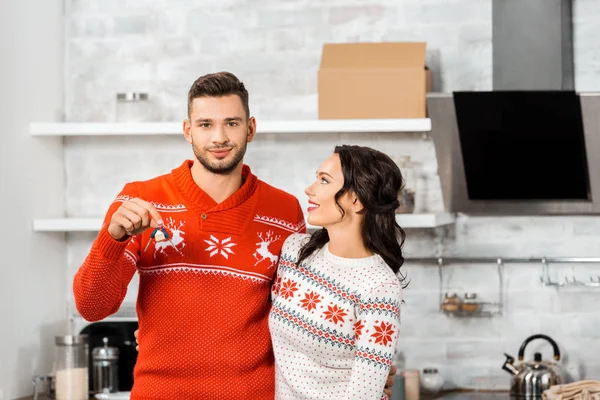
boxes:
[426,391,510,399]
[17,391,509,400]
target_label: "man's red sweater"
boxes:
[73,160,305,399]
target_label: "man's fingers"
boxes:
[119,208,143,233]
[123,201,150,229]
[130,198,163,227]
[112,214,135,235]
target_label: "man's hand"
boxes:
[108,198,163,241]
[134,329,139,351]
[384,364,397,398]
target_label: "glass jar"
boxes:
[461,292,480,312]
[441,292,461,313]
[32,374,54,400]
[421,368,444,394]
[53,335,89,400]
[115,92,151,122]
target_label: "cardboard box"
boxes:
[318,42,431,119]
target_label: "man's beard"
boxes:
[192,139,247,175]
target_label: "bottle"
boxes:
[395,156,416,214]
[396,156,415,193]
[390,351,406,400]
[402,369,420,400]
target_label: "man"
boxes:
[74,72,395,399]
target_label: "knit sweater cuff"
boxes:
[94,227,131,261]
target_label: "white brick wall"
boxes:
[64,0,600,390]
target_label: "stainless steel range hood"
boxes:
[427,0,600,215]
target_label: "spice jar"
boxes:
[441,292,461,313]
[461,292,480,312]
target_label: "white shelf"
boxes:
[33,213,454,232]
[33,218,104,232]
[396,212,455,228]
[29,119,431,136]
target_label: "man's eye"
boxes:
[200,123,210,128]
[227,122,238,127]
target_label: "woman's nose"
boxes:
[305,184,314,197]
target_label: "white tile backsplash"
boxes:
[63,0,600,389]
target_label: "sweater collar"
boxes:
[323,242,380,268]
[171,160,258,213]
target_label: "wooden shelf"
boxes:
[33,213,454,232]
[30,119,431,136]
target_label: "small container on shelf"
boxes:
[396,188,415,214]
[441,292,461,313]
[395,155,416,214]
[461,292,481,312]
[115,92,152,122]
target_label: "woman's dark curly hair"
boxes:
[297,145,408,287]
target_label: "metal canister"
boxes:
[92,337,119,394]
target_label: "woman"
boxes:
[269,145,407,399]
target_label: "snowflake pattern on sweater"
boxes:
[269,233,403,400]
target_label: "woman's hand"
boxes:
[383,365,396,398]
[134,329,139,351]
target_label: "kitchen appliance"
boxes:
[79,320,138,393]
[92,337,120,395]
[427,91,600,215]
[502,334,565,399]
[427,0,600,215]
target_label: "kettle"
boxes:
[502,334,565,399]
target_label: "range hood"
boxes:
[428,0,600,214]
